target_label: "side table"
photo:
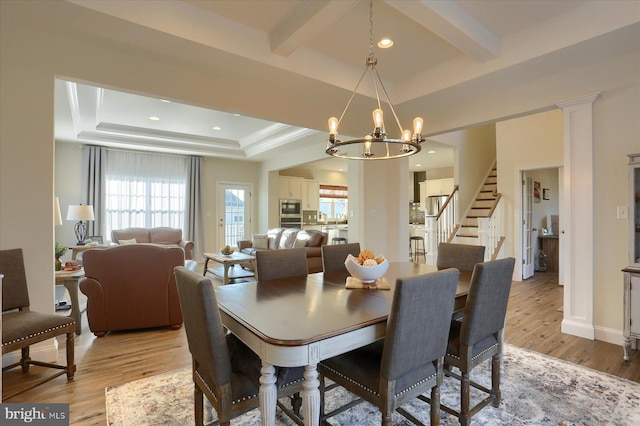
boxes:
[55,268,86,335]
[203,252,256,284]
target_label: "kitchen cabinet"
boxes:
[419,178,454,204]
[279,177,303,199]
[623,266,640,361]
[302,180,320,211]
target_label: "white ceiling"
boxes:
[52,0,640,172]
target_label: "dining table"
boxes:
[214,261,471,426]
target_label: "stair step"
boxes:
[456,234,479,238]
[467,214,490,219]
[460,224,478,228]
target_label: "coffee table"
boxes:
[202,252,256,284]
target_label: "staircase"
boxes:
[456,165,498,243]
[425,163,505,265]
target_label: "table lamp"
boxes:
[66,204,95,245]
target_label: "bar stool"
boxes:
[332,237,347,245]
[409,236,425,262]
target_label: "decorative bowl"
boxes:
[220,246,235,256]
[345,258,389,283]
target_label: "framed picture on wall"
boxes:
[543,188,550,200]
[534,181,541,203]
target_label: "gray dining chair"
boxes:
[255,247,308,281]
[173,267,304,426]
[436,242,486,272]
[319,268,460,426]
[434,257,516,426]
[437,242,486,320]
[1,248,77,399]
[321,242,361,273]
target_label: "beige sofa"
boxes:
[111,227,194,260]
[237,228,328,274]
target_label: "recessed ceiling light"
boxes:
[212,126,221,130]
[339,169,344,172]
[378,38,393,48]
[233,114,241,117]
[149,116,160,121]
[428,150,436,154]
[160,99,171,103]
[416,164,422,167]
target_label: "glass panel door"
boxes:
[217,183,251,249]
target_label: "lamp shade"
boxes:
[66,205,95,221]
[54,197,63,226]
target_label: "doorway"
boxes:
[520,167,561,280]
[217,183,252,249]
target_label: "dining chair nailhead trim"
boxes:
[321,365,380,398]
[446,342,499,361]
[195,370,259,405]
[394,372,437,397]
[2,324,73,347]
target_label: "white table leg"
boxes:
[223,263,230,285]
[302,364,320,426]
[259,362,277,426]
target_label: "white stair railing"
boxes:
[425,188,458,265]
[477,193,503,260]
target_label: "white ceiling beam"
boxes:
[385,0,501,62]
[270,0,359,57]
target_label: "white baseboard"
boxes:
[594,325,625,347]
[2,338,59,368]
[561,319,595,340]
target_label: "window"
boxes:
[319,185,348,220]
[104,150,189,241]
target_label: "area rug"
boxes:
[106,344,640,425]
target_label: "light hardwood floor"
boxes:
[2,271,639,425]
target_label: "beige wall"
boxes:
[593,84,640,333]
[496,109,564,270]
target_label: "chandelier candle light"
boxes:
[326,0,424,160]
[66,204,95,246]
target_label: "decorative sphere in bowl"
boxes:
[220,245,235,256]
[345,258,389,283]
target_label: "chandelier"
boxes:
[326,0,424,160]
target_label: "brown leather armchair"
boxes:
[80,244,185,337]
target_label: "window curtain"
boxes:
[186,156,204,262]
[104,150,188,240]
[82,145,106,238]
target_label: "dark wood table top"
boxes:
[215,262,470,347]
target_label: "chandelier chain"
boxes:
[368,0,374,61]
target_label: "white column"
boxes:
[556,93,599,340]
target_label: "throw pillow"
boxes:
[294,238,307,248]
[119,238,137,245]
[252,234,269,249]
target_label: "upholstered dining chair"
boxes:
[321,242,361,273]
[436,242,486,272]
[255,247,308,281]
[1,248,77,399]
[437,242,486,320]
[173,267,304,426]
[433,257,516,426]
[319,268,460,426]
